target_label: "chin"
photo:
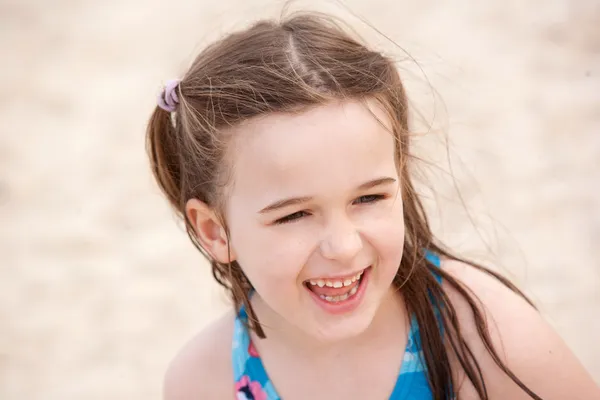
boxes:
[300,297,381,343]
[314,316,376,343]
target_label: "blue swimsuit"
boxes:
[232,253,442,400]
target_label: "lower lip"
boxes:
[305,267,371,315]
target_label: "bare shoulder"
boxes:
[440,258,600,399]
[163,310,236,400]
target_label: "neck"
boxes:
[250,286,409,360]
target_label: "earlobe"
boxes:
[185,199,236,264]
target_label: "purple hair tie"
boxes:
[157,79,181,112]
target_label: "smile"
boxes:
[303,267,371,313]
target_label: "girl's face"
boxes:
[225,100,405,342]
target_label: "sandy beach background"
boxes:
[1,1,599,399]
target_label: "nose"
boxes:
[319,215,363,263]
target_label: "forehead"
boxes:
[227,100,397,203]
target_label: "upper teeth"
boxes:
[308,270,364,288]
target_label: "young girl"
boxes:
[147,13,599,400]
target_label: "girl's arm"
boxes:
[443,259,600,400]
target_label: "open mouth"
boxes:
[303,266,370,305]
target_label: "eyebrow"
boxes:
[258,177,396,214]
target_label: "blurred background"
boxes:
[1,1,599,399]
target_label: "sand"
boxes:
[1,1,599,399]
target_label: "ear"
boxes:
[185,198,236,264]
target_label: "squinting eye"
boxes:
[274,211,309,225]
[354,194,385,205]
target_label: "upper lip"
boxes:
[304,266,369,282]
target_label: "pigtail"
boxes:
[146,105,183,213]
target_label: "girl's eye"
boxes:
[353,194,385,205]
[274,211,309,225]
[273,195,385,224]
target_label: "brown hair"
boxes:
[147,12,541,400]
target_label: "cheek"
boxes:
[228,217,312,289]
[369,221,404,256]
[363,202,405,264]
